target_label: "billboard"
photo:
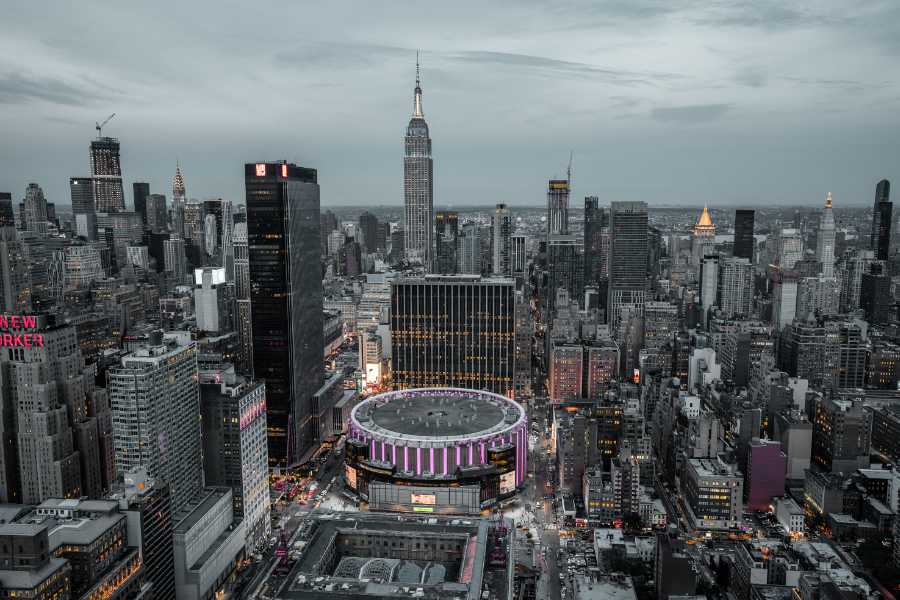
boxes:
[411,493,436,505]
[499,470,516,494]
[345,465,357,490]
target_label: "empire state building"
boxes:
[403,58,433,269]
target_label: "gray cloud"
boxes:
[0,73,104,106]
[651,104,733,123]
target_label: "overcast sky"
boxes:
[2,1,900,208]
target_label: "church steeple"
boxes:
[413,52,423,118]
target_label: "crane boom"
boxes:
[95,113,116,138]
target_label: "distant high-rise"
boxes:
[457,223,481,274]
[733,209,755,260]
[717,257,753,318]
[163,237,186,280]
[358,211,379,253]
[871,179,892,262]
[132,182,150,227]
[547,179,569,237]
[511,233,527,276]
[391,275,515,396]
[434,211,458,274]
[691,206,716,265]
[202,198,234,276]
[403,58,434,268]
[0,192,13,228]
[583,197,606,287]
[699,254,719,316]
[108,333,202,514]
[90,137,125,212]
[233,222,253,375]
[145,193,167,233]
[22,183,48,235]
[492,203,512,276]
[172,164,186,237]
[776,228,802,269]
[69,177,96,240]
[607,201,649,332]
[245,161,324,467]
[816,192,836,277]
[547,235,581,310]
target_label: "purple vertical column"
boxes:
[430,447,435,473]
[480,442,486,463]
[404,446,409,472]
[416,447,422,475]
[370,438,376,460]
[443,447,448,476]
[468,443,474,466]
[456,445,461,469]
[392,445,397,467]
[381,441,386,462]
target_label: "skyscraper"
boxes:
[172,164,186,238]
[0,315,113,504]
[607,201,649,332]
[733,209,755,260]
[145,193,167,233]
[0,197,30,313]
[699,254,719,317]
[391,275,515,396]
[69,177,96,240]
[816,192,836,277]
[547,179,569,237]
[358,211,379,253]
[403,59,434,268]
[23,183,48,235]
[132,182,150,227]
[90,137,125,213]
[871,179,891,261]
[0,193,12,228]
[457,223,481,274]
[583,197,606,287]
[163,237,186,280]
[691,206,716,265]
[492,203,512,276]
[245,161,324,467]
[776,228,802,269]
[108,332,202,514]
[717,257,753,318]
[233,222,253,375]
[434,211,458,274]
[202,198,234,276]
[511,233,527,276]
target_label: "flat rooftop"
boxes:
[354,389,521,438]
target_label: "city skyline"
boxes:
[2,2,900,207]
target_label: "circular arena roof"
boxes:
[350,387,525,444]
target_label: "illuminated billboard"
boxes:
[411,493,436,505]
[345,465,357,490]
[499,470,516,494]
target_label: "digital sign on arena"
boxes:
[0,315,44,347]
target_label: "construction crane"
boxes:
[95,113,116,138]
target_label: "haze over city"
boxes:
[3,1,900,206]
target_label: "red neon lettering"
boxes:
[1,334,11,346]
[34,334,43,347]
[7,316,19,328]
[0,316,5,328]
[22,316,37,328]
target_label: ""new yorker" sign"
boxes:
[0,315,44,347]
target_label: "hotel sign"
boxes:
[0,315,44,348]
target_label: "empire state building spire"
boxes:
[404,53,434,269]
[413,51,423,117]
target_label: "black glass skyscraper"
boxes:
[434,211,458,274]
[871,179,891,261]
[607,201,649,331]
[133,182,150,227]
[584,196,607,287]
[245,161,324,467]
[358,211,379,253]
[733,209,755,261]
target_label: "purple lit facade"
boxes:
[745,438,786,510]
[348,387,527,489]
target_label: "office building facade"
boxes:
[245,161,324,467]
[391,275,515,396]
